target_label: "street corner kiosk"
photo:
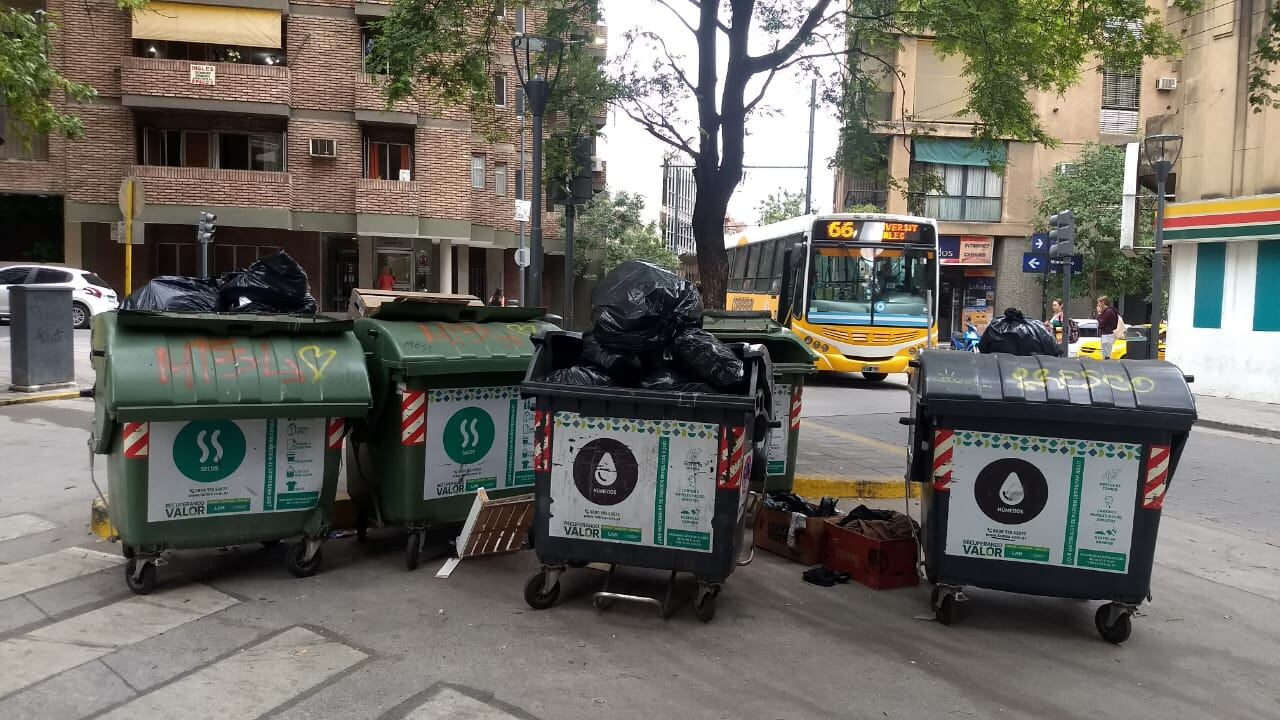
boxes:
[90,311,372,594]
[703,310,818,493]
[519,330,774,623]
[346,301,556,570]
[905,350,1196,642]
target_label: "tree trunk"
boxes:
[692,191,730,308]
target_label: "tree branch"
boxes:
[653,0,697,37]
[636,30,696,94]
[619,100,698,159]
[747,0,835,73]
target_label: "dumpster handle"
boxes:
[1183,374,1195,383]
[80,388,95,399]
[898,416,912,426]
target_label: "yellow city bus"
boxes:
[725,213,940,380]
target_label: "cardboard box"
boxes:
[754,507,831,566]
[347,288,482,319]
[820,519,919,590]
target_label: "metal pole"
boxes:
[528,79,546,308]
[518,112,527,306]
[804,79,816,215]
[564,203,575,328]
[1061,258,1072,357]
[1150,175,1167,343]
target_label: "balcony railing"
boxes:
[127,165,291,208]
[121,57,290,109]
[356,177,421,216]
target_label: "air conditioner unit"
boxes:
[591,157,605,173]
[1156,76,1178,91]
[309,138,337,158]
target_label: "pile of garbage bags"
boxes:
[541,261,745,393]
[978,307,1062,356]
[762,492,839,518]
[121,251,318,314]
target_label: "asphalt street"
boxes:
[0,376,1278,719]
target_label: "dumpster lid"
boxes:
[348,288,485,319]
[116,310,352,335]
[93,311,371,423]
[356,315,555,376]
[915,350,1197,430]
[702,310,819,369]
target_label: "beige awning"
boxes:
[133,2,282,49]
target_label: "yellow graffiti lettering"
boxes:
[297,345,337,383]
[504,323,539,336]
[1010,367,1045,391]
[1130,376,1156,393]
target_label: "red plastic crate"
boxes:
[820,519,920,590]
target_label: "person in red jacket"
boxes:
[1096,295,1120,359]
[376,264,396,291]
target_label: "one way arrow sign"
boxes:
[1022,252,1047,273]
[1030,233,1049,253]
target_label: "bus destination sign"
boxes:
[816,219,924,243]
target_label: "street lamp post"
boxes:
[512,35,565,309]
[1142,133,1183,352]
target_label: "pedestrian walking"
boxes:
[1096,295,1120,359]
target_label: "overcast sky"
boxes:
[597,1,841,227]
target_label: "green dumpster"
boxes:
[703,311,818,493]
[346,302,557,569]
[90,311,372,594]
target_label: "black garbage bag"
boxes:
[672,328,744,389]
[591,261,703,352]
[543,365,616,387]
[121,276,220,312]
[581,331,646,383]
[978,307,1062,356]
[638,367,716,394]
[218,251,316,314]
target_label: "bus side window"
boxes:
[729,247,747,291]
[744,244,762,292]
[754,239,776,292]
[769,237,787,293]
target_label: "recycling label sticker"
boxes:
[548,412,718,553]
[147,418,327,522]
[766,383,791,475]
[423,386,535,500]
[944,430,1140,573]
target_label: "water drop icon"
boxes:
[999,473,1025,505]
[594,454,618,486]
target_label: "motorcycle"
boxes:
[950,322,980,352]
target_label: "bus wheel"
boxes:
[862,372,888,382]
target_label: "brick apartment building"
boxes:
[0,0,605,311]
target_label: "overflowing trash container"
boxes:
[517,262,774,622]
[905,350,1196,642]
[345,300,556,569]
[90,311,372,593]
[703,311,817,493]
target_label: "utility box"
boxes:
[8,285,76,392]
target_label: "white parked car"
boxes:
[1070,318,1099,357]
[0,265,119,329]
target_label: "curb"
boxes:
[792,475,920,499]
[0,390,83,407]
[1196,419,1280,440]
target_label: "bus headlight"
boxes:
[821,343,830,353]
[908,345,921,356]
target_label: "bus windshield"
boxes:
[807,244,933,327]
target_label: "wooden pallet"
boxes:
[437,489,535,578]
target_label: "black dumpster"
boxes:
[520,330,773,622]
[906,350,1196,643]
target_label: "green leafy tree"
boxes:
[1,2,147,144]
[571,190,678,280]
[1033,143,1154,305]
[756,189,805,225]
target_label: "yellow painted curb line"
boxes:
[793,475,920,499]
[0,390,83,407]
[803,420,904,456]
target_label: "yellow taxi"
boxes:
[1079,324,1166,360]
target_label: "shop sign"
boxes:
[190,64,217,86]
[940,236,994,265]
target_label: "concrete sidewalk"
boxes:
[0,326,93,406]
[1192,393,1280,439]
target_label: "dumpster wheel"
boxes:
[405,532,425,571]
[693,583,720,623]
[1095,603,1134,644]
[524,570,562,610]
[931,585,967,626]
[286,540,323,578]
[125,557,158,595]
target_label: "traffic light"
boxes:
[1048,210,1075,257]
[197,212,217,244]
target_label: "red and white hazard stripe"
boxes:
[123,422,149,459]
[533,410,552,472]
[1142,444,1171,510]
[326,418,345,451]
[718,426,747,490]
[932,428,955,492]
[400,390,426,446]
[790,387,802,432]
